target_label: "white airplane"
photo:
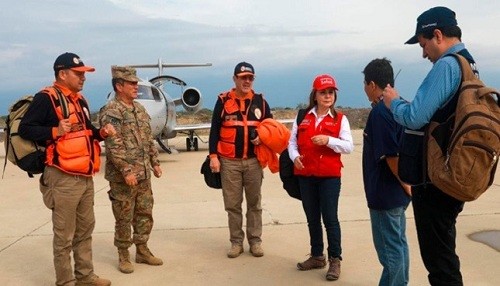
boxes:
[106,58,212,153]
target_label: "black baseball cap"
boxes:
[234,62,255,76]
[53,52,95,73]
[405,6,458,45]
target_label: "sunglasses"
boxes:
[237,75,255,82]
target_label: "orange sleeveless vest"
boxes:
[217,91,266,159]
[44,87,101,176]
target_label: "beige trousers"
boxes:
[41,166,96,286]
[220,157,263,246]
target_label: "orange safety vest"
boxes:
[44,87,101,176]
[294,112,344,177]
[217,91,267,159]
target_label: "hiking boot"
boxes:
[136,244,163,266]
[297,255,327,271]
[250,243,264,257]
[118,248,134,274]
[227,244,244,258]
[75,274,111,286]
[326,257,341,281]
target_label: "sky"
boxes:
[1,0,499,115]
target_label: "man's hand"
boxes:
[250,135,261,145]
[153,165,162,178]
[402,183,412,197]
[57,119,71,136]
[124,173,138,186]
[101,123,116,137]
[210,156,221,173]
[382,84,400,109]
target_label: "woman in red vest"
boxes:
[288,74,354,281]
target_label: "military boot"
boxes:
[118,248,134,274]
[136,244,163,265]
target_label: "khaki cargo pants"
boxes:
[220,157,263,246]
[40,166,96,286]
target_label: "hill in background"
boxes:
[0,107,370,142]
[176,107,371,130]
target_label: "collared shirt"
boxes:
[363,100,410,210]
[390,43,465,129]
[288,107,354,162]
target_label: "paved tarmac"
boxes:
[0,130,499,286]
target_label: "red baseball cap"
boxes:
[313,74,338,90]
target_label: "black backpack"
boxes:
[279,109,307,200]
[200,155,222,189]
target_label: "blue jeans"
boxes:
[370,206,409,286]
[298,176,341,259]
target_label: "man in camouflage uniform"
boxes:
[99,66,163,274]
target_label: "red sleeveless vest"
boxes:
[294,112,343,177]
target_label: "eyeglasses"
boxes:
[237,75,255,82]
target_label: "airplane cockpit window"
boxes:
[137,85,162,101]
[150,85,162,101]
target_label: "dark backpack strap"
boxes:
[2,128,8,179]
[296,109,307,125]
[456,49,479,78]
[218,92,230,118]
[52,87,70,119]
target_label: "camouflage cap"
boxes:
[111,65,140,82]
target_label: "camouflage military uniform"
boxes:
[99,98,160,249]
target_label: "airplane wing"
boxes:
[173,123,211,132]
[277,118,294,125]
[174,118,293,132]
[170,119,293,152]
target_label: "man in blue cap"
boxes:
[19,52,114,286]
[383,7,478,286]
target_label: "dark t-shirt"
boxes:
[362,101,411,210]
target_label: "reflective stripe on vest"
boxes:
[217,92,266,159]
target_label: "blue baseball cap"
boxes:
[234,62,254,76]
[405,6,458,45]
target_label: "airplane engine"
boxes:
[181,87,203,113]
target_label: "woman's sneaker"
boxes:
[297,255,327,270]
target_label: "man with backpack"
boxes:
[19,52,115,286]
[382,7,479,286]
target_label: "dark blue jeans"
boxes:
[298,176,341,259]
[412,184,464,286]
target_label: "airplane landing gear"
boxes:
[156,136,173,154]
[186,136,199,151]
